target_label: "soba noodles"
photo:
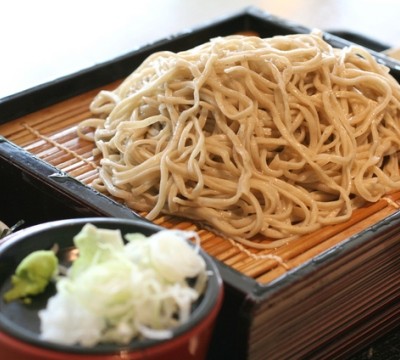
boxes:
[78,33,400,249]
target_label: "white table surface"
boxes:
[1,0,399,99]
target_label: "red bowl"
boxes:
[0,218,224,360]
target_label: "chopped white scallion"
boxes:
[38,225,208,347]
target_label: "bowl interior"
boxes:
[0,217,222,354]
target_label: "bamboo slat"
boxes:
[1,84,399,285]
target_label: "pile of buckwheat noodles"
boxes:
[78,32,400,249]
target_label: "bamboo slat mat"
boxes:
[1,84,400,284]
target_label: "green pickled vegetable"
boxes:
[4,250,58,303]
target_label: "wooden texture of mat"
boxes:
[1,83,400,284]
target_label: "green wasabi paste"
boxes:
[3,250,58,303]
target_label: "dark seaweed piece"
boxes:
[0,220,25,239]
